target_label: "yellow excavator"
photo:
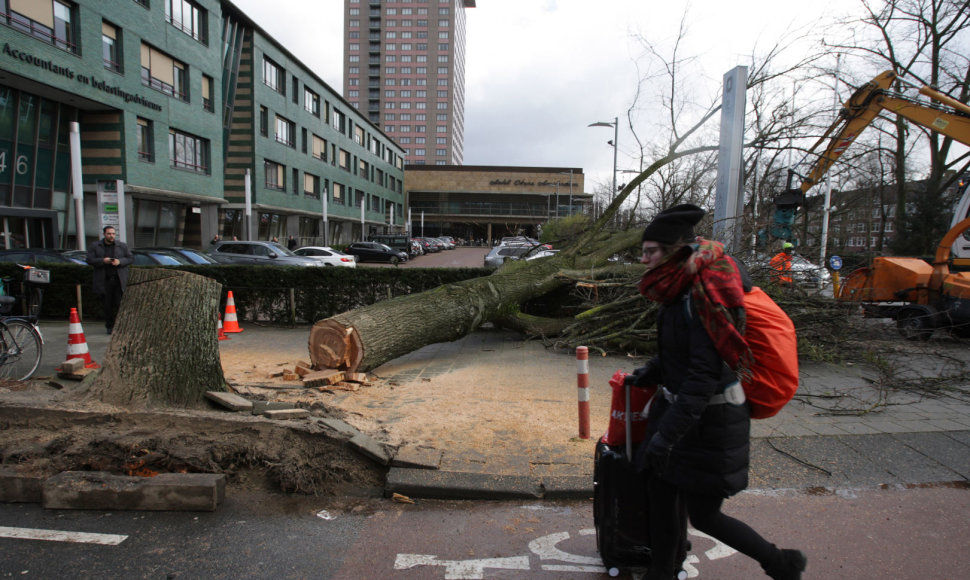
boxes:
[776,70,970,339]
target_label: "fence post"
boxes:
[576,346,590,439]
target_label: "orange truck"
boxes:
[775,70,970,339]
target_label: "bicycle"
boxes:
[0,265,47,381]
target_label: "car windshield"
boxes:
[380,244,394,251]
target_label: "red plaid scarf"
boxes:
[638,239,753,373]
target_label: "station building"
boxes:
[0,0,405,250]
[404,165,591,243]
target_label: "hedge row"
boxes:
[0,263,493,326]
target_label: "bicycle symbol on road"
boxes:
[394,527,737,579]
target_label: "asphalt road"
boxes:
[1,484,967,579]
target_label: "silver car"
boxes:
[208,241,322,266]
[484,243,544,268]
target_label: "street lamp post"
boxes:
[588,118,618,221]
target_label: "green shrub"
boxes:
[0,263,491,326]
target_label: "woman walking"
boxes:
[626,204,807,579]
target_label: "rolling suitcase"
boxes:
[593,377,653,577]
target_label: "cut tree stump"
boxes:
[85,268,226,409]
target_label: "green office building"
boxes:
[0,0,405,250]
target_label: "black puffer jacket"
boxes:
[631,288,751,498]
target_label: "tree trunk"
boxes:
[86,269,226,409]
[308,228,643,372]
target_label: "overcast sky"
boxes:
[230,0,850,189]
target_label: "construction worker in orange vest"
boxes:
[770,242,794,286]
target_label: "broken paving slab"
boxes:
[205,391,254,412]
[251,400,297,415]
[350,433,392,465]
[263,408,310,420]
[43,471,226,511]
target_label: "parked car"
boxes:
[208,241,322,266]
[431,236,455,250]
[412,238,440,253]
[344,242,408,263]
[137,246,219,265]
[292,246,357,267]
[409,239,424,256]
[0,249,85,265]
[484,243,546,268]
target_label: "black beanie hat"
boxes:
[641,203,706,244]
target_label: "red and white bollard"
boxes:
[576,346,590,439]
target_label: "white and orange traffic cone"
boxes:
[66,307,100,369]
[222,291,243,333]
[217,313,230,341]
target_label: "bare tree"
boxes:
[822,0,970,254]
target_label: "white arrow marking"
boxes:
[0,526,127,545]
[528,530,603,566]
[688,529,738,561]
[393,554,530,579]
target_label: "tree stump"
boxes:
[86,268,226,409]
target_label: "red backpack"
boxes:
[686,286,799,418]
[740,287,799,419]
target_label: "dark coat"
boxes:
[633,289,751,498]
[85,238,133,295]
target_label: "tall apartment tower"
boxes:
[343,0,475,166]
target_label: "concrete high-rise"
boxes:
[343,0,475,166]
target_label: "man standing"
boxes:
[287,235,298,251]
[86,226,133,335]
[770,242,794,287]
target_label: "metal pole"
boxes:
[322,186,329,246]
[611,117,618,212]
[69,122,86,251]
[244,169,252,240]
[820,54,841,275]
[360,193,365,241]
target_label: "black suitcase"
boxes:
[593,381,652,576]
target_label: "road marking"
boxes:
[0,526,127,545]
[394,554,530,579]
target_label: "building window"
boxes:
[102,21,122,72]
[332,182,344,205]
[263,57,284,94]
[134,0,149,7]
[136,117,153,162]
[165,0,207,43]
[264,160,285,191]
[354,125,365,145]
[275,115,295,147]
[304,173,319,197]
[7,0,78,53]
[201,74,214,112]
[312,135,327,160]
[259,106,268,137]
[141,43,188,101]
[339,149,350,171]
[169,128,209,174]
[304,88,320,116]
[331,108,345,133]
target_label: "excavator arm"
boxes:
[772,70,970,239]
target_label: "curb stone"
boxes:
[43,471,226,511]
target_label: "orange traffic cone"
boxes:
[66,307,100,369]
[222,291,243,333]
[217,313,230,341]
